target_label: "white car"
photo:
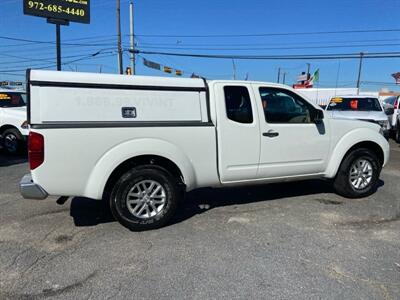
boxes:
[325,95,393,139]
[382,96,400,142]
[20,70,389,231]
[0,89,28,154]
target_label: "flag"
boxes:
[310,69,319,84]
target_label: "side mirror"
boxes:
[313,109,324,123]
[384,107,394,116]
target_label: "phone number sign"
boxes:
[24,0,90,24]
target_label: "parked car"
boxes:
[382,96,400,141]
[0,89,28,154]
[21,70,389,231]
[325,96,393,139]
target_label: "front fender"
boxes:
[84,138,196,199]
[325,128,389,178]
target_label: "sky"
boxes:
[1,0,400,91]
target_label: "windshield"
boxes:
[0,92,26,108]
[327,97,382,111]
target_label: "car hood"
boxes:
[326,110,387,121]
[2,106,27,118]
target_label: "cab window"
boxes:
[259,87,312,123]
[224,86,253,124]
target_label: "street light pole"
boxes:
[129,0,135,75]
[116,0,123,74]
[356,52,364,95]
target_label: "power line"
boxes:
[0,51,116,73]
[136,43,400,51]
[362,81,399,86]
[136,38,400,48]
[0,48,116,66]
[135,28,400,38]
[132,50,400,60]
[0,35,117,47]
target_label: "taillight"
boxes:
[28,132,44,170]
[394,98,398,109]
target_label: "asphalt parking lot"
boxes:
[0,142,400,299]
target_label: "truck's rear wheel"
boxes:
[2,128,23,155]
[109,165,181,231]
[333,148,381,198]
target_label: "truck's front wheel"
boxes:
[109,165,181,231]
[333,148,381,198]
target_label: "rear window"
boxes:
[327,97,381,112]
[0,92,26,108]
[224,86,253,124]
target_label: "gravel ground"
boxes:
[0,141,399,299]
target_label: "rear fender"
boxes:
[84,138,196,199]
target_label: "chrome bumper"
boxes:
[20,174,48,200]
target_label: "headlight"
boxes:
[379,127,384,136]
[21,120,28,129]
[377,120,389,129]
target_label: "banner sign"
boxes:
[143,58,161,71]
[143,58,184,76]
[23,0,90,24]
[1,81,24,87]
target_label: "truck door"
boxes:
[215,83,261,182]
[254,85,330,178]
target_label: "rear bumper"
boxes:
[20,174,48,200]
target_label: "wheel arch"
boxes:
[83,138,196,200]
[0,124,20,135]
[325,128,388,178]
[102,155,185,200]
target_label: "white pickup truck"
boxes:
[20,70,390,231]
[0,89,28,154]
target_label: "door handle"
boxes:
[263,130,279,138]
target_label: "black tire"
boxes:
[109,165,181,231]
[395,124,400,143]
[333,148,381,198]
[2,128,24,155]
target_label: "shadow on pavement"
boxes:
[69,179,342,228]
[69,197,115,227]
[0,152,28,167]
[171,179,336,225]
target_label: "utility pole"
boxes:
[282,72,287,85]
[129,1,135,75]
[232,59,237,80]
[116,0,123,74]
[56,24,61,71]
[356,52,364,95]
[277,67,281,83]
